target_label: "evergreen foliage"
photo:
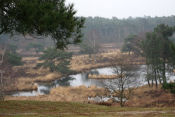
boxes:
[79,40,100,57]
[37,47,72,75]
[141,24,175,86]
[0,0,85,49]
[162,83,175,94]
[5,44,23,66]
[27,43,44,54]
[122,24,175,88]
[6,52,23,66]
[122,35,138,54]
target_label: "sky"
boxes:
[66,0,175,19]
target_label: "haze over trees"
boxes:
[83,16,175,44]
[1,16,175,50]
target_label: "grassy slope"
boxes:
[0,101,175,117]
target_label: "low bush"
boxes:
[37,47,72,75]
[162,83,175,94]
[6,52,23,66]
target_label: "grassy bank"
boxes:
[6,86,105,102]
[88,74,117,79]
[0,100,175,117]
[6,85,175,108]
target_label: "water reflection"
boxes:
[12,91,39,97]
[57,77,75,86]
[37,76,75,94]
[69,72,105,87]
[11,66,175,97]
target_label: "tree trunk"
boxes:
[120,73,124,107]
[120,89,124,107]
[146,65,151,87]
[162,58,167,84]
[157,69,162,84]
[0,48,6,101]
[0,48,5,65]
[151,77,154,87]
[0,72,4,101]
[118,29,121,40]
[154,67,158,88]
[147,79,150,87]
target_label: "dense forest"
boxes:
[1,16,175,48]
[83,16,175,43]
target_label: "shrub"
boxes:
[162,83,175,94]
[6,52,23,66]
[37,47,72,75]
[26,43,44,53]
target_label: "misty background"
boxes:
[1,0,175,52]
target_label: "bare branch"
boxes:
[103,53,139,107]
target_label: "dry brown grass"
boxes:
[88,74,118,79]
[11,72,61,92]
[71,62,112,72]
[22,57,39,61]
[3,78,37,92]
[6,85,105,102]
[6,84,175,108]
[127,85,175,107]
[34,72,61,82]
[15,78,38,91]
[11,50,144,92]
[49,85,105,102]
[70,50,121,72]
[70,50,144,72]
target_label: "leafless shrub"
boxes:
[103,54,140,107]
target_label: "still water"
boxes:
[12,66,175,97]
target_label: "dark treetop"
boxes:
[0,0,85,49]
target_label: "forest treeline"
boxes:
[83,16,175,43]
[1,16,175,47]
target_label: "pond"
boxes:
[12,65,175,97]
